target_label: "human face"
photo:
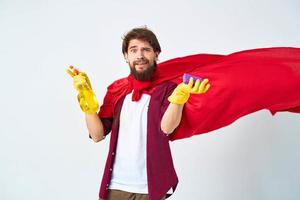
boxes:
[124,39,159,81]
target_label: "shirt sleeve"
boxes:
[161,82,177,115]
[100,117,113,136]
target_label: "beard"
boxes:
[130,59,157,81]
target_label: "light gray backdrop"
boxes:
[0,0,299,199]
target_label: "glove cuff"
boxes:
[77,90,99,114]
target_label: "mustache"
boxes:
[133,58,149,65]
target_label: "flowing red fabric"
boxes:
[98,47,300,141]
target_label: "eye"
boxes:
[130,48,137,53]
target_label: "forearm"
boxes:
[160,103,184,134]
[85,113,105,142]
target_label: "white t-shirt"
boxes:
[109,92,150,193]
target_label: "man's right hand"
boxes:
[67,66,92,91]
[66,66,99,114]
[66,65,104,142]
[73,72,92,91]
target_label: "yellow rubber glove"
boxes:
[73,72,92,91]
[66,66,99,114]
[168,77,210,105]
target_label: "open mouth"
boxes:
[134,61,149,69]
[136,65,147,71]
[135,61,148,65]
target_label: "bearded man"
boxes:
[69,27,209,200]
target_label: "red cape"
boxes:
[99,47,300,141]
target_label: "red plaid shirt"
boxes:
[97,82,178,200]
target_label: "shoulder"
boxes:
[155,81,177,92]
[151,81,177,99]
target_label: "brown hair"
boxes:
[122,26,161,55]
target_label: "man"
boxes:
[68,27,210,200]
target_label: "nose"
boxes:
[136,49,144,59]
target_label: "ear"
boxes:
[124,53,129,63]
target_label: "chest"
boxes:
[119,92,151,124]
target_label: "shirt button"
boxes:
[106,184,109,186]
[112,152,115,155]
[110,168,113,171]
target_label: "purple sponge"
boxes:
[183,73,202,84]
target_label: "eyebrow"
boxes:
[129,46,151,50]
[129,46,137,49]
